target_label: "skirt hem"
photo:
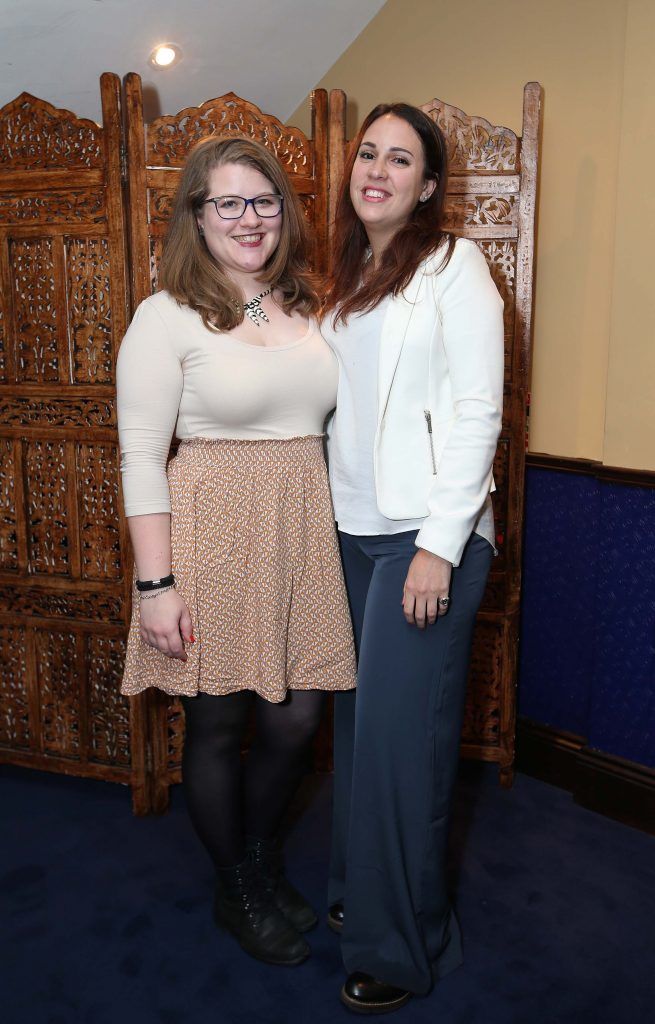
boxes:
[121,679,357,701]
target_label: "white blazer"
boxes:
[374,236,504,566]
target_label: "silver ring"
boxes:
[438,596,450,608]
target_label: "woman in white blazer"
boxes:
[321,103,504,1014]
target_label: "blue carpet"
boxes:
[3,762,655,1024]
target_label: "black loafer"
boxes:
[327,902,344,933]
[341,972,412,1015]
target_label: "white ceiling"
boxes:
[0,0,385,124]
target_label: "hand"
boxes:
[139,589,194,660]
[402,549,452,629]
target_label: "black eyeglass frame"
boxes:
[200,194,284,220]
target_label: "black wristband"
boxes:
[136,573,175,593]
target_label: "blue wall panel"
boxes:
[590,483,655,767]
[519,468,600,735]
[519,467,655,769]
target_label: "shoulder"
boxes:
[126,290,205,342]
[424,235,481,276]
[119,293,184,365]
[425,236,495,299]
[134,289,194,324]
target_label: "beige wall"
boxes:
[291,0,654,471]
[604,0,655,469]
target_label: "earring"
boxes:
[198,226,205,236]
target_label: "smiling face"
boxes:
[349,113,435,255]
[196,161,282,289]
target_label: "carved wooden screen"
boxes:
[329,84,541,783]
[0,74,539,812]
[0,75,151,806]
[122,76,330,810]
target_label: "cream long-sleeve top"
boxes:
[116,291,338,517]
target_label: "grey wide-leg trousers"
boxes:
[329,529,493,994]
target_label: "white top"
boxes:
[323,273,497,554]
[116,290,338,517]
[323,297,424,535]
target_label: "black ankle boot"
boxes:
[246,835,318,933]
[214,854,310,965]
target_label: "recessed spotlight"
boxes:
[149,43,181,68]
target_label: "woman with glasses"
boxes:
[116,136,355,967]
[322,104,504,1014]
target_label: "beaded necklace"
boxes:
[243,288,272,326]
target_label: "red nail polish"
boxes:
[189,635,195,643]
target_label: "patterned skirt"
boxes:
[121,436,357,701]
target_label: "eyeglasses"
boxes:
[201,194,284,220]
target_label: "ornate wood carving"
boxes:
[0,396,115,428]
[422,99,519,172]
[0,76,134,796]
[87,634,130,766]
[479,239,517,357]
[25,440,70,575]
[0,190,106,224]
[481,245,516,380]
[491,437,510,571]
[462,619,504,744]
[166,700,185,772]
[148,188,174,224]
[148,237,163,294]
[67,237,113,383]
[0,93,104,170]
[0,584,123,622]
[0,625,30,749]
[146,93,313,171]
[444,193,517,232]
[76,443,122,580]
[479,575,507,613]
[0,439,18,570]
[298,194,315,222]
[36,628,81,757]
[0,299,6,381]
[11,237,59,382]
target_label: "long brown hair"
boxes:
[326,103,455,326]
[159,135,319,330]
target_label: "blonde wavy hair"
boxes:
[159,135,319,330]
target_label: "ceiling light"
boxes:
[149,44,181,68]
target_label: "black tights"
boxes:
[180,690,325,869]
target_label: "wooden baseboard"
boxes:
[526,452,655,488]
[516,718,655,835]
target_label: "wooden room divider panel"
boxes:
[0,76,539,810]
[328,84,541,783]
[427,84,540,782]
[122,77,331,810]
[0,74,153,808]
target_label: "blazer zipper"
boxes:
[424,410,437,475]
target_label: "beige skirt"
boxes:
[121,436,356,701]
